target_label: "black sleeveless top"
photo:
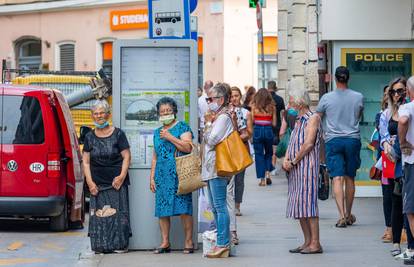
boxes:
[388,118,398,136]
[83,128,130,186]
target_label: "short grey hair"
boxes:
[288,89,311,107]
[91,99,111,114]
[210,83,230,106]
[156,97,178,115]
[407,76,414,92]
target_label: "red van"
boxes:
[0,85,84,231]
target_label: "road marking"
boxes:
[0,258,47,265]
[52,231,85,237]
[7,242,23,251]
[41,242,65,252]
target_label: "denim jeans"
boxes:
[234,169,246,203]
[207,177,230,247]
[253,125,274,179]
[226,176,236,232]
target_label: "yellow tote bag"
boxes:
[215,131,253,177]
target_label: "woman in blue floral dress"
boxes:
[150,97,194,254]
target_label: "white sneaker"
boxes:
[395,249,414,260]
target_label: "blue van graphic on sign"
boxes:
[155,12,181,24]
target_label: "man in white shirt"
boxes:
[399,76,414,265]
[198,80,214,141]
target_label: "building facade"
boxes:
[278,0,414,196]
[0,0,279,90]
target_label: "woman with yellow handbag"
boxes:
[202,83,234,258]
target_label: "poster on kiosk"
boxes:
[112,39,198,250]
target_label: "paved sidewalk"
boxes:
[82,167,403,267]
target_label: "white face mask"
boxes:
[208,102,221,112]
[159,114,175,125]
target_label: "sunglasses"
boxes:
[390,88,405,96]
[205,96,222,103]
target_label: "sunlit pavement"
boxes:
[0,166,401,267]
[0,216,96,267]
[96,166,399,267]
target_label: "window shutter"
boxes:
[60,44,75,71]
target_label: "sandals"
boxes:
[153,245,171,254]
[300,247,323,254]
[289,247,303,253]
[231,231,239,245]
[235,208,242,216]
[346,214,356,226]
[259,179,266,186]
[335,218,347,228]
[381,230,393,243]
[183,247,194,254]
[266,177,272,185]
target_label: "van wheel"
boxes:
[50,201,68,232]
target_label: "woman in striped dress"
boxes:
[282,89,323,254]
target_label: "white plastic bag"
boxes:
[198,187,214,233]
[202,230,217,257]
[375,157,383,171]
[202,230,236,257]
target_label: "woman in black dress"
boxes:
[83,100,132,253]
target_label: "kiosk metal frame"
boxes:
[113,39,198,250]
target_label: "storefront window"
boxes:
[198,37,203,88]
[17,39,41,70]
[102,42,113,77]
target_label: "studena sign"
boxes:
[110,9,149,31]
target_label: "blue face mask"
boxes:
[94,121,109,129]
[407,96,411,103]
[208,102,221,112]
[287,107,299,117]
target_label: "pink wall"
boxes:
[193,0,224,84]
[223,0,278,90]
[0,1,278,88]
[0,3,148,71]
[193,0,278,89]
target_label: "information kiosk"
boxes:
[112,39,198,249]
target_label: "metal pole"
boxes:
[260,35,265,88]
[1,59,6,84]
[257,2,266,88]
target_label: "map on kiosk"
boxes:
[120,46,191,168]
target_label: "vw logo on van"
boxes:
[7,160,18,172]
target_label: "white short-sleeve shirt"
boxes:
[198,94,209,128]
[399,101,414,164]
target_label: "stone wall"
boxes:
[278,0,319,105]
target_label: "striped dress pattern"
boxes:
[286,111,321,219]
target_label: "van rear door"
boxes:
[53,90,83,209]
[1,94,48,197]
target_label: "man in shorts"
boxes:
[398,76,414,265]
[316,66,364,228]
